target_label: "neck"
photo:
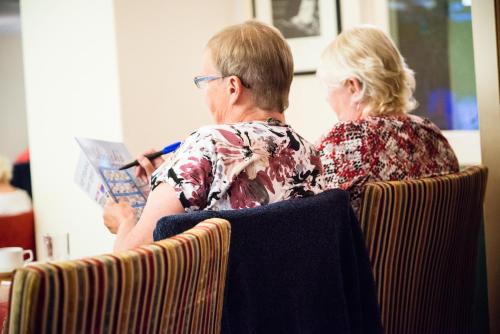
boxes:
[223,105,286,124]
[340,102,369,122]
[0,183,15,192]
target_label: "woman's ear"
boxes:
[346,78,362,95]
[227,76,243,105]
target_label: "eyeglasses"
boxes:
[193,74,251,89]
[193,75,224,89]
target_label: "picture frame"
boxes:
[252,0,341,75]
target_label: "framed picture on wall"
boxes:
[252,0,341,75]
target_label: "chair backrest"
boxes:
[0,211,36,259]
[358,166,488,334]
[5,218,230,334]
[154,189,383,334]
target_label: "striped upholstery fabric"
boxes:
[4,218,230,334]
[358,166,488,334]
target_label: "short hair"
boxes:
[317,25,418,116]
[207,20,294,113]
[0,155,12,184]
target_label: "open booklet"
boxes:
[74,137,150,217]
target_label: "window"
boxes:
[389,0,478,130]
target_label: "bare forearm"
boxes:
[113,219,141,252]
[109,183,184,252]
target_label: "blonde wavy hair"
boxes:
[317,25,417,116]
[0,155,12,184]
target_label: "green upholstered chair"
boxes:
[4,218,230,334]
[359,166,488,334]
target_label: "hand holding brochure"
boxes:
[74,137,150,217]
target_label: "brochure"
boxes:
[74,137,149,217]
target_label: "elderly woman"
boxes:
[0,154,32,216]
[316,26,459,215]
[104,21,324,251]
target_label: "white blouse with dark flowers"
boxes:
[151,120,325,211]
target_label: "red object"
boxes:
[0,211,36,260]
[0,301,7,330]
[14,148,29,164]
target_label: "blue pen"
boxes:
[118,141,182,170]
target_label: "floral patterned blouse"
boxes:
[151,120,324,211]
[316,115,459,215]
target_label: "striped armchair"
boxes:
[4,218,231,334]
[359,166,488,334]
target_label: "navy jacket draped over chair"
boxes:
[154,189,382,334]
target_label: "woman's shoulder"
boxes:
[404,114,444,133]
[316,115,439,150]
[190,121,299,147]
[360,115,448,144]
[327,115,442,135]
[11,188,31,202]
[317,119,374,148]
[180,124,240,149]
[0,188,32,214]
[372,114,449,140]
[183,124,247,152]
[189,123,253,141]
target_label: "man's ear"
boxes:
[346,78,362,95]
[227,76,244,105]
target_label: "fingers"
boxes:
[103,199,118,234]
[144,148,165,169]
[143,148,156,155]
[135,164,145,182]
[150,157,165,170]
[135,154,151,183]
[102,199,135,234]
[104,197,115,207]
[134,148,164,183]
[138,155,156,179]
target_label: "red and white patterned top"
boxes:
[316,115,459,215]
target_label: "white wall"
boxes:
[21,0,123,258]
[0,31,28,161]
[471,0,500,331]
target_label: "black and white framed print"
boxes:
[253,0,341,74]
